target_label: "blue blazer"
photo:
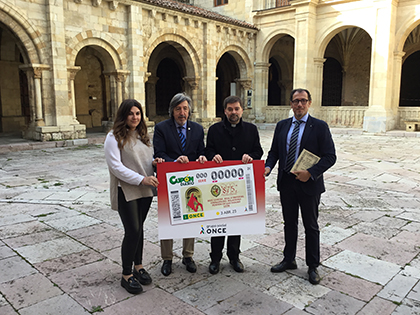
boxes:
[153,118,205,162]
[265,115,336,196]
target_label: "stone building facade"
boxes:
[201,0,420,132]
[0,0,257,140]
[1,0,420,140]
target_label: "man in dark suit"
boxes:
[153,92,207,276]
[264,88,336,285]
[205,95,263,274]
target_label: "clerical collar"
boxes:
[224,117,242,128]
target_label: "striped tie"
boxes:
[285,120,302,172]
[178,126,186,151]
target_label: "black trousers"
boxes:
[210,235,241,262]
[118,187,153,275]
[280,171,320,268]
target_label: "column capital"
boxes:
[254,62,271,69]
[145,73,159,85]
[67,66,81,80]
[393,51,406,59]
[19,64,50,78]
[183,76,200,90]
[105,70,130,82]
[235,78,252,90]
[314,57,326,66]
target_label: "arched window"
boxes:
[322,57,343,106]
[399,51,420,106]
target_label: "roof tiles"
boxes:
[137,0,258,30]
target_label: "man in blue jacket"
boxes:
[153,93,207,276]
[264,88,336,284]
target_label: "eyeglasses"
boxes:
[291,99,309,105]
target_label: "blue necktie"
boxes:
[285,120,302,172]
[178,126,186,151]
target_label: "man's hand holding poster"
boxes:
[157,160,265,239]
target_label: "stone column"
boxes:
[341,64,348,105]
[235,79,252,99]
[253,62,270,120]
[292,0,317,90]
[312,58,326,114]
[235,79,253,115]
[127,5,145,103]
[103,73,112,121]
[201,23,217,119]
[113,70,130,108]
[391,51,405,116]
[145,73,158,117]
[46,0,71,126]
[19,64,50,127]
[33,68,45,126]
[363,0,398,132]
[183,76,200,118]
[19,66,36,126]
[67,66,81,124]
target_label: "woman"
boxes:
[104,99,163,294]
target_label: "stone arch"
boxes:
[215,46,254,117]
[216,45,253,80]
[260,33,295,107]
[315,23,372,58]
[270,51,293,84]
[395,17,420,54]
[144,33,201,119]
[0,2,49,133]
[67,31,124,69]
[317,25,372,107]
[67,35,127,130]
[0,1,43,64]
[396,18,420,108]
[260,28,295,63]
[144,33,201,78]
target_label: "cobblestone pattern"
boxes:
[0,126,420,314]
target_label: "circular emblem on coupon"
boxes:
[211,185,221,197]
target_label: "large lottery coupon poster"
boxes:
[157,160,265,239]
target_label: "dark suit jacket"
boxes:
[265,115,336,196]
[153,118,205,161]
[205,118,263,161]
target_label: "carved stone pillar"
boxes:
[145,73,158,117]
[183,76,200,117]
[33,69,44,125]
[235,79,252,98]
[253,62,270,119]
[19,67,36,126]
[313,58,326,114]
[103,73,112,121]
[67,66,81,124]
[19,64,50,127]
[391,51,406,118]
[106,70,130,116]
[115,73,126,106]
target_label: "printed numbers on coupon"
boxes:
[211,167,244,181]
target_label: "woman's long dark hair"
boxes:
[112,99,150,149]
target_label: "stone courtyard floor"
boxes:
[1,125,420,314]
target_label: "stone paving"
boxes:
[1,125,420,314]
